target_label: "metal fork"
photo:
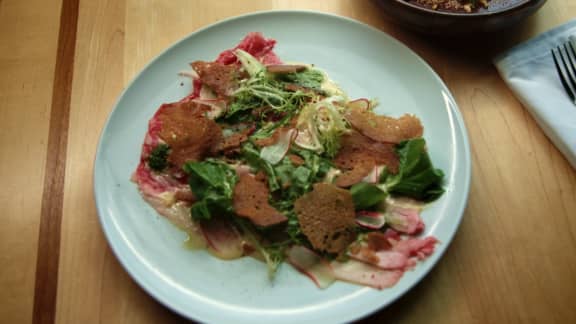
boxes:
[551,40,576,104]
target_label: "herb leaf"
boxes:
[148,144,170,171]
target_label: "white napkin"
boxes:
[494,19,576,170]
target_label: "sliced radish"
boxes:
[384,197,425,234]
[260,128,297,165]
[286,246,335,289]
[355,211,386,230]
[331,259,403,290]
[362,165,385,184]
[200,217,245,260]
[293,125,322,152]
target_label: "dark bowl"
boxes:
[375,0,547,35]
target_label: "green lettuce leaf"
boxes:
[275,68,324,89]
[384,138,445,202]
[240,143,281,192]
[350,183,387,210]
[183,160,238,221]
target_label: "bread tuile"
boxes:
[294,183,357,253]
[233,173,287,227]
[216,127,252,155]
[333,131,399,187]
[157,101,222,168]
[191,61,239,98]
[334,159,375,187]
[345,105,423,144]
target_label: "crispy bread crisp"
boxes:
[157,102,222,168]
[294,183,356,253]
[233,173,287,227]
[191,61,239,98]
[334,159,375,187]
[345,106,423,144]
[333,131,399,187]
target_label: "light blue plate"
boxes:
[94,10,471,324]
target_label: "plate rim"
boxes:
[94,9,471,323]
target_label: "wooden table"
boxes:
[2,0,575,323]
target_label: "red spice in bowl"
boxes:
[376,0,547,35]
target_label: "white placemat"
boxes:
[494,20,576,169]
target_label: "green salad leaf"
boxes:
[224,50,324,123]
[350,182,387,210]
[383,138,445,202]
[275,68,324,89]
[227,73,310,120]
[240,143,281,192]
[275,148,332,199]
[239,143,332,244]
[234,49,265,77]
[183,160,238,221]
[250,112,295,140]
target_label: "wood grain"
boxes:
[3,0,576,323]
[32,0,79,323]
[0,0,62,323]
[54,0,128,322]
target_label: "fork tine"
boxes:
[561,42,576,91]
[551,47,576,103]
[568,40,576,59]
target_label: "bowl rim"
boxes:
[392,0,535,17]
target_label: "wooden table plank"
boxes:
[51,0,576,323]
[52,0,188,323]
[33,0,80,322]
[54,0,129,322]
[0,0,62,323]
[123,0,383,82]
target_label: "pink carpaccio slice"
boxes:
[355,211,386,230]
[200,217,246,260]
[286,246,335,289]
[216,32,282,65]
[384,198,425,235]
[331,259,403,290]
[348,229,438,272]
[349,247,410,271]
[392,236,438,261]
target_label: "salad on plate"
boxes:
[132,32,445,290]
